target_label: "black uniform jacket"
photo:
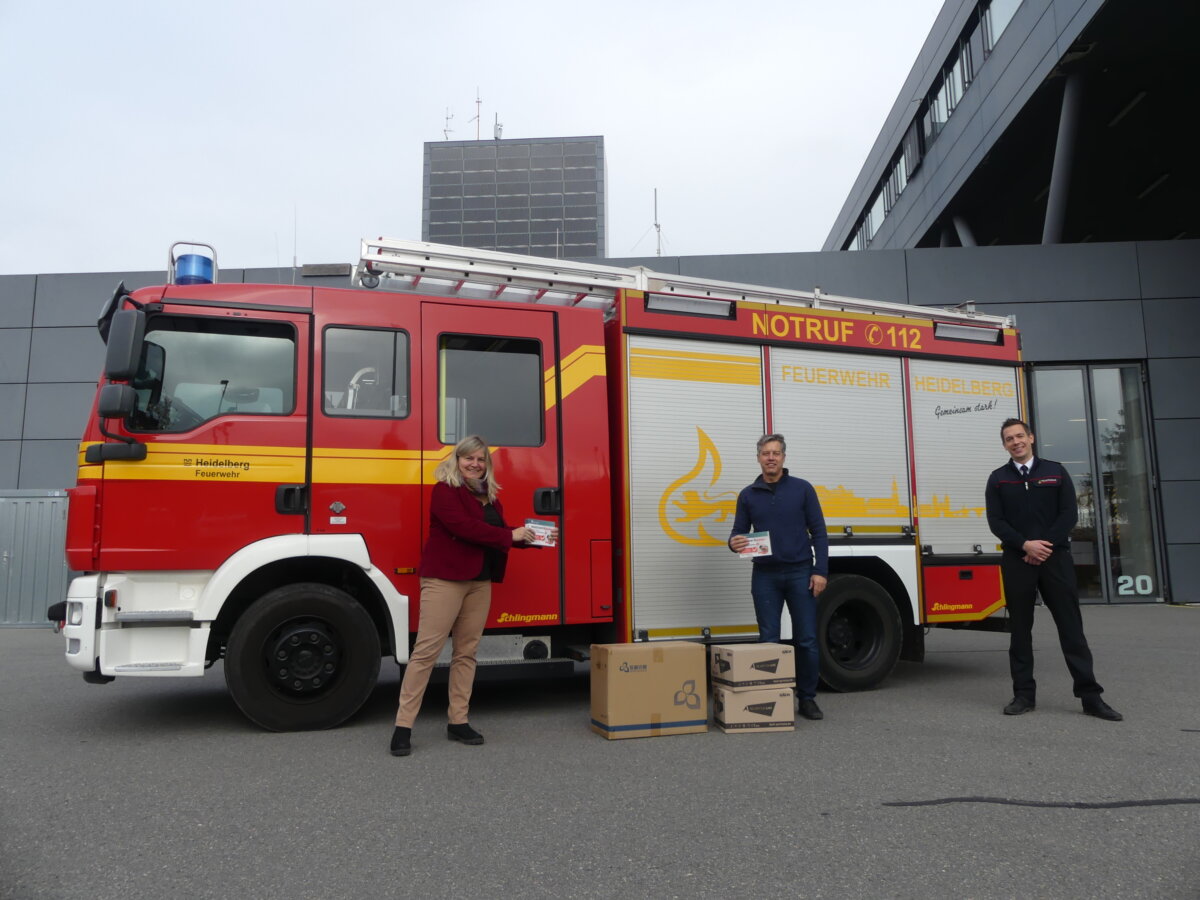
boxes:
[984,457,1078,555]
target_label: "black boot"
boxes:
[390,726,412,756]
[447,722,485,745]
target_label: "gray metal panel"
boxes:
[1165,544,1200,604]
[0,442,20,491]
[1148,358,1200,419]
[0,385,26,440]
[1137,240,1200,299]
[0,493,68,625]
[1143,297,1200,358]
[0,330,32,383]
[32,271,162,327]
[976,300,1146,362]
[1160,480,1200,544]
[1152,420,1200,483]
[18,440,81,491]
[905,244,1142,303]
[27,328,103,383]
[0,276,35,327]
[21,384,94,440]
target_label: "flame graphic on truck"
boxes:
[658,428,737,546]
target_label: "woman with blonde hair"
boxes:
[390,435,543,757]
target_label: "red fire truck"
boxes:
[53,238,1023,730]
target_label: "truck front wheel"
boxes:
[225,583,381,731]
[817,574,902,692]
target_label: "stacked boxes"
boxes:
[590,641,708,740]
[710,643,796,733]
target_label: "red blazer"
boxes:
[418,481,517,582]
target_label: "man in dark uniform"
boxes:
[729,434,829,721]
[984,417,1122,720]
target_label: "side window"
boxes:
[323,327,410,418]
[129,315,295,433]
[438,334,542,446]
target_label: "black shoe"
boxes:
[390,726,412,757]
[798,698,824,720]
[1082,697,1123,721]
[447,723,485,745]
[1003,696,1036,715]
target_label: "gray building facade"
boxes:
[422,136,607,259]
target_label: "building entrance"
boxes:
[1030,364,1162,603]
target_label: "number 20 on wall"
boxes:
[1116,574,1154,595]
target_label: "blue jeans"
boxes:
[751,563,819,700]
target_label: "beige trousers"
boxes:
[394,577,492,728]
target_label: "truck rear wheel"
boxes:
[817,574,902,692]
[225,583,381,731]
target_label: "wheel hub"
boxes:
[266,620,341,694]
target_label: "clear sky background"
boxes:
[0,0,944,275]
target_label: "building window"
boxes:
[985,0,1022,51]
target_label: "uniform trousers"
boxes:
[395,577,491,728]
[1001,549,1102,701]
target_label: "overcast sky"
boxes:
[0,0,945,275]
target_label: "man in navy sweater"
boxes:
[984,418,1122,721]
[729,434,829,720]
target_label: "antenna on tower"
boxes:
[494,112,503,140]
[654,189,663,257]
[468,89,482,140]
[443,108,454,140]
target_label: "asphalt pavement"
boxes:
[2,603,1198,899]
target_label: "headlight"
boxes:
[67,602,84,626]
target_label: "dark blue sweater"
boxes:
[729,470,829,576]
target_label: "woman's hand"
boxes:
[512,526,535,543]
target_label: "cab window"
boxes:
[322,327,410,418]
[128,315,295,433]
[438,334,542,446]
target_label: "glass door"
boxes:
[1030,364,1162,603]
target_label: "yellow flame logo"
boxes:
[659,428,738,546]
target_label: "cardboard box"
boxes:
[710,643,796,690]
[590,641,708,740]
[713,685,795,733]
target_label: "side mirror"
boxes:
[97,383,138,419]
[104,309,146,381]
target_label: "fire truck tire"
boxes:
[817,574,902,692]
[225,583,381,731]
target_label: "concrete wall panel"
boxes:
[976,300,1146,361]
[907,244,1142,304]
[32,271,162,327]
[1165,544,1200,604]
[1160,481,1200,544]
[21,384,94,441]
[1142,298,1200,358]
[1154,420,1200,482]
[0,386,26,440]
[1147,358,1200,419]
[18,441,82,491]
[27,329,104,383]
[0,330,32,383]
[0,276,35,328]
[1137,240,1200,299]
[0,442,20,490]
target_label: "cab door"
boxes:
[96,299,311,572]
[421,301,563,628]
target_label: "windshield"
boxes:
[128,315,296,433]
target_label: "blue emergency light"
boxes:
[175,254,214,285]
[169,242,219,285]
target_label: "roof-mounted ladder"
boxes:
[353,238,1014,329]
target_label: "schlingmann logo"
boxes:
[674,679,701,710]
[496,612,558,624]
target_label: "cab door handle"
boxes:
[275,484,308,515]
[533,487,561,516]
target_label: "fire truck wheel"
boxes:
[817,574,902,692]
[225,583,381,731]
